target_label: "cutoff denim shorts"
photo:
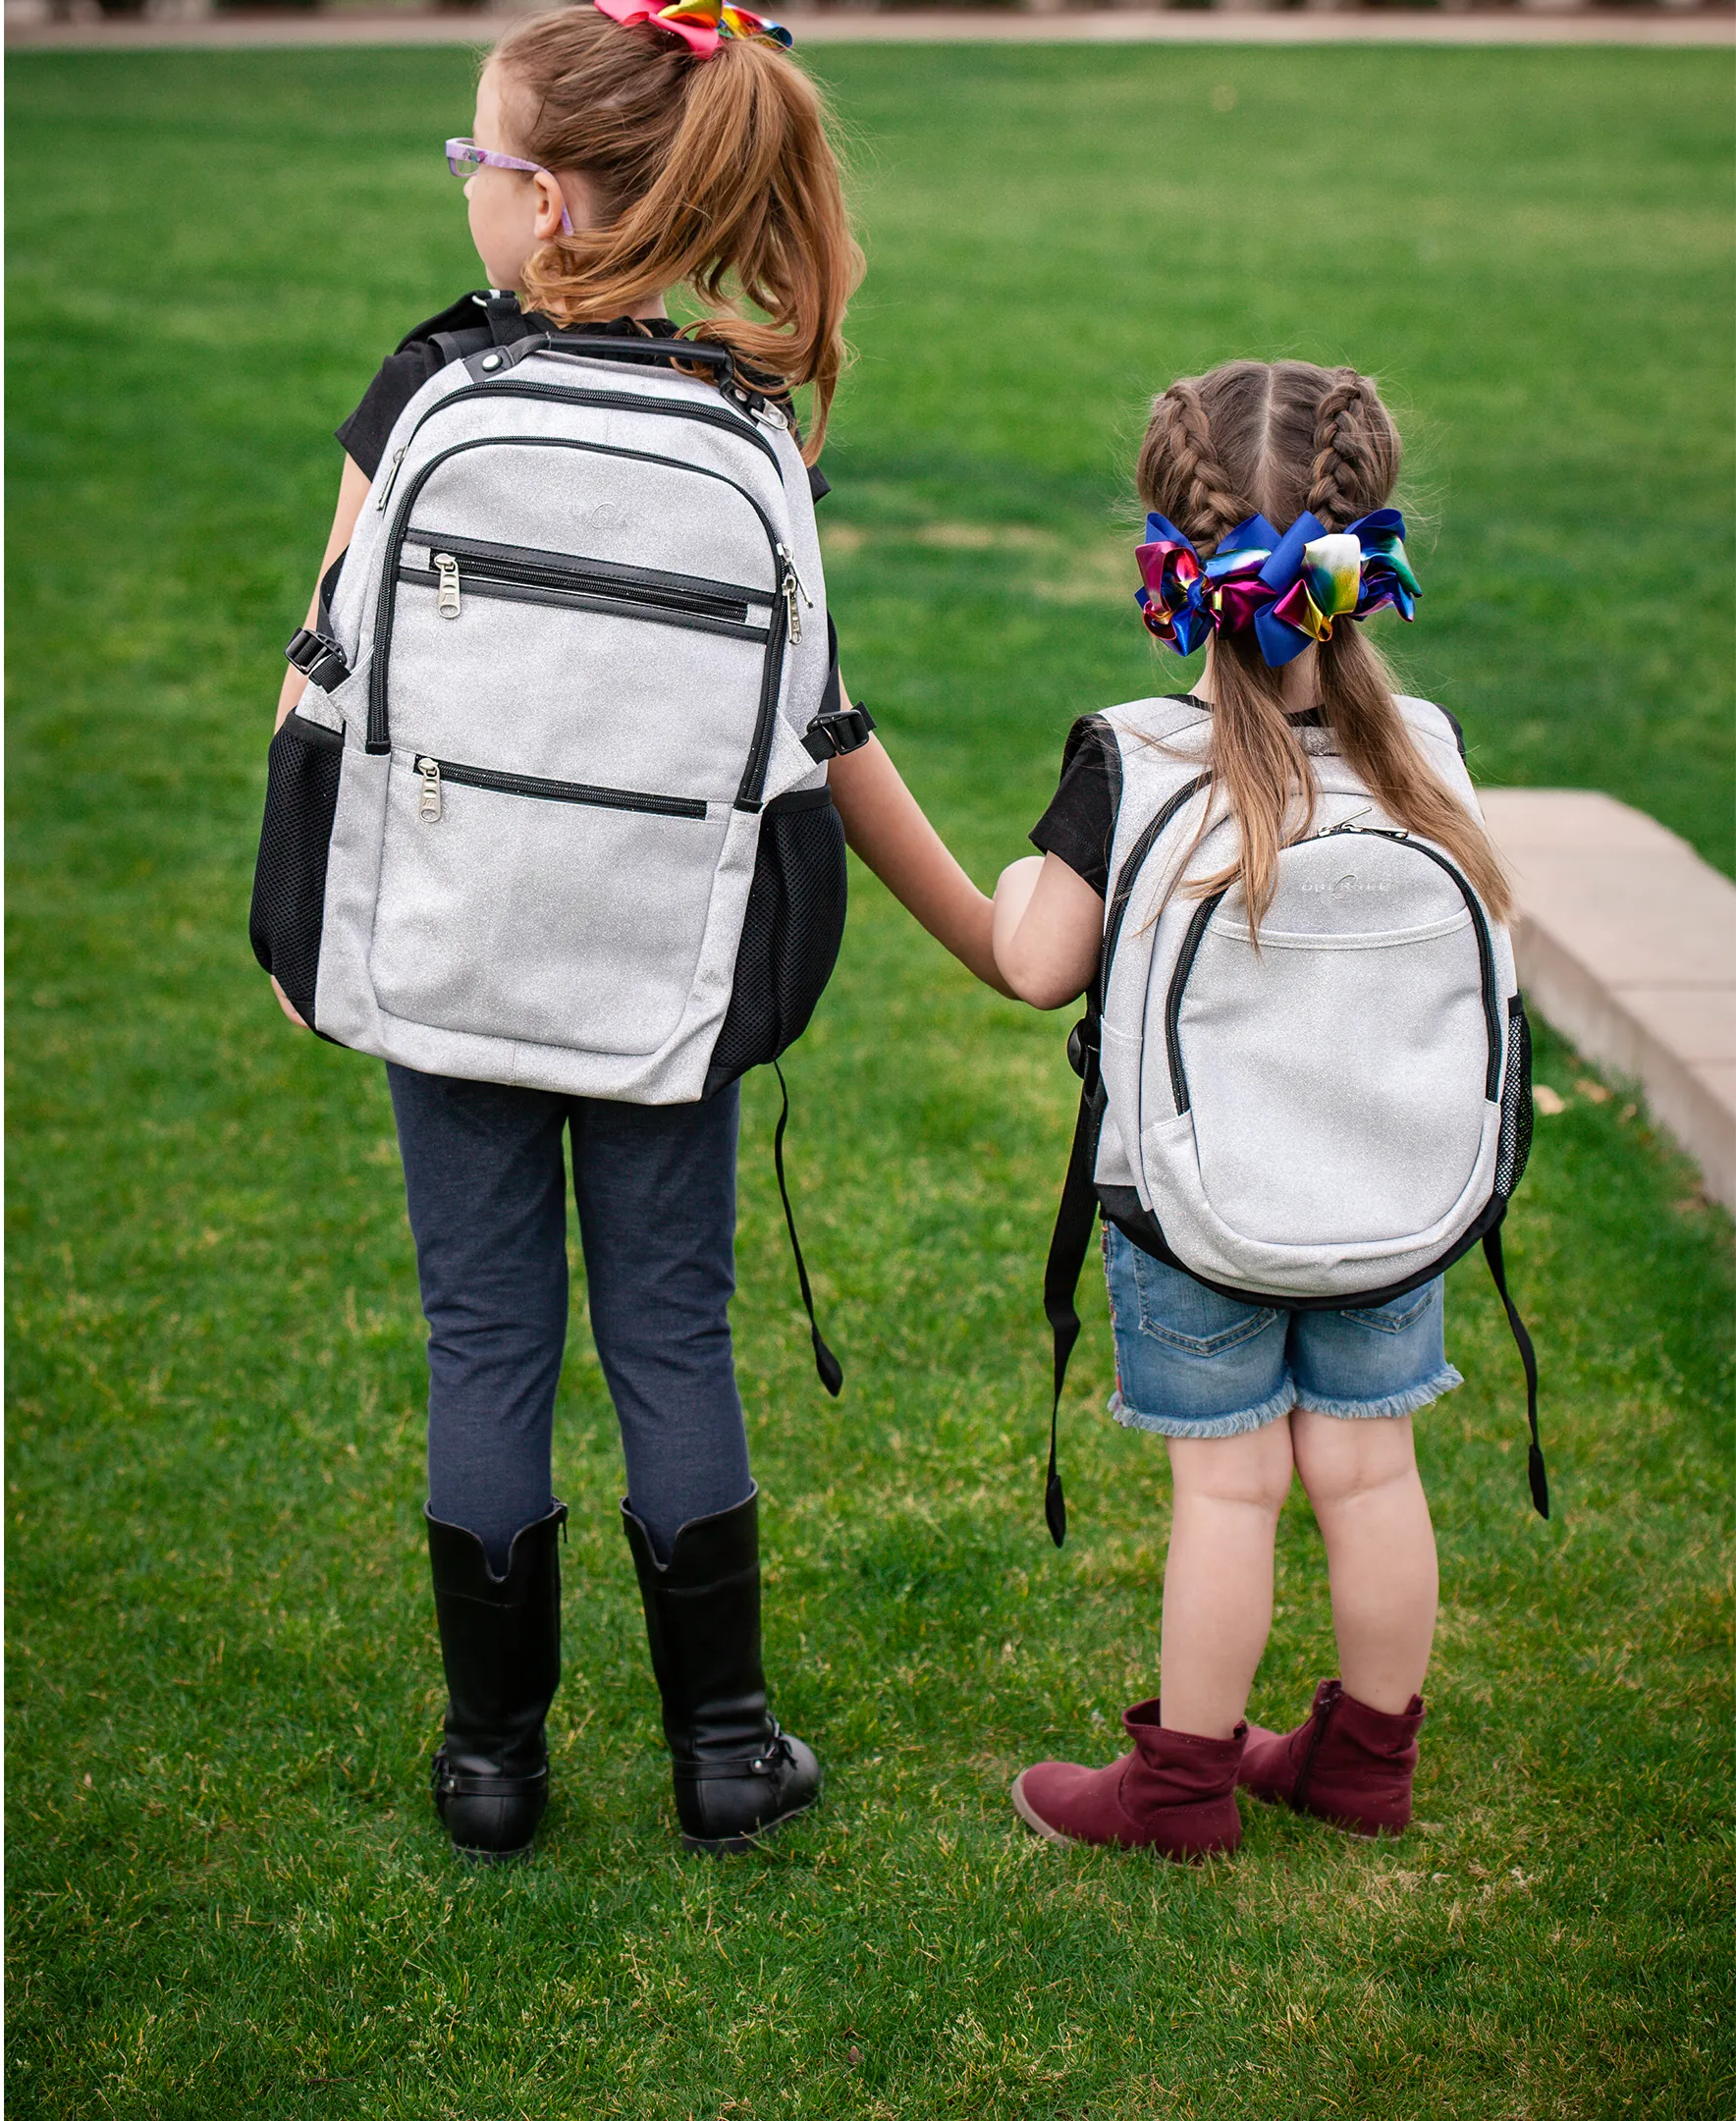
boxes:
[1103,1224,1463,1441]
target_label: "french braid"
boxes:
[1305,368,1381,531]
[1137,378,1251,555]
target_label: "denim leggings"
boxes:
[388,1064,752,1571]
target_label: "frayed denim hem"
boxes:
[1109,1374,1298,1441]
[1294,1364,1464,1422]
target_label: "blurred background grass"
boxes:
[7,42,1734,2120]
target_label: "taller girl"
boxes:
[267,3,1001,1861]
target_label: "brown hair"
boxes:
[1136,359,1509,929]
[490,8,861,462]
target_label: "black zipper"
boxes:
[414,752,707,821]
[1165,890,1229,1114]
[1332,829,1502,1098]
[1163,827,1502,1116]
[368,419,789,787]
[1099,774,1211,991]
[451,379,782,471]
[400,530,773,635]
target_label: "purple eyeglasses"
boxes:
[445,137,574,237]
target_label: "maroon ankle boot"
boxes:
[1010,1701,1246,1860]
[1240,1678,1425,1837]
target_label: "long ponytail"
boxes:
[494,9,861,460]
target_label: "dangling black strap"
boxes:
[1041,1025,1103,1549]
[1483,1222,1548,1519]
[772,1060,842,1397]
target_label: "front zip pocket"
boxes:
[411,753,707,822]
[370,750,726,1059]
[399,530,774,641]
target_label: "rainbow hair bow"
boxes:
[594,0,792,57]
[1135,507,1419,667]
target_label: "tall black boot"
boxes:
[426,1500,567,1863]
[622,1486,821,1854]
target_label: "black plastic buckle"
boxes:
[800,703,877,762]
[1066,1014,1102,1097]
[285,626,351,693]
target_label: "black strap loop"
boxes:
[801,704,876,762]
[1483,1222,1548,1519]
[772,1061,842,1397]
[285,625,351,693]
[1041,1069,1104,1550]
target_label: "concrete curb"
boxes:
[9,6,1734,50]
[1480,789,1736,1213]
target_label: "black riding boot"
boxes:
[426,1500,567,1863]
[622,1486,821,1854]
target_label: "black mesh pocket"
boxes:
[249,710,344,1027]
[706,786,847,1092]
[1493,993,1534,1200]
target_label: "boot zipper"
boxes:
[433,552,461,619]
[777,544,812,644]
[1289,1684,1340,1816]
[374,445,408,514]
[416,756,443,821]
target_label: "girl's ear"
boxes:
[531,169,570,244]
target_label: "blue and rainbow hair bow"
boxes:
[1135,507,1419,666]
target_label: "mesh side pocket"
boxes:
[249,710,344,1027]
[1493,993,1534,1200]
[707,786,847,1091]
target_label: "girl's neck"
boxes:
[1193,641,1320,715]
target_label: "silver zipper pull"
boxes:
[417,756,443,822]
[777,543,812,644]
[434,552,461,619]
[373,445,407,513]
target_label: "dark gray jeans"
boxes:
[387,1064,752,1571]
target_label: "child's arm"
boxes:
[268,455,374,1026]
[828,713,1013,997]
[274,454,374,733]
[991,853,1104,1010]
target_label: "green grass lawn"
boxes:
[8,42,1734,2121]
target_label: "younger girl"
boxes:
[993,361,1510,1859]
[272,3,1003,1861]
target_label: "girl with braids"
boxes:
[272,3,1004,1862]
[993,360,1512,1860]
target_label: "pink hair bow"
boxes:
[594,0,793,58]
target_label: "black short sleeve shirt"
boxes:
[1029,698,1469,902]
[335,292,831,505]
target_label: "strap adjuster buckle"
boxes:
[800,703,876,762]
[285,626,351,693]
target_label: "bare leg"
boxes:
[1291,1410,1438,1713]
[1159,1420,1296,1740]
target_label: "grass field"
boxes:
[8,42,1735,2121]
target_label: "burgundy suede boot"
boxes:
[1010,1701,1246,1860]
[1240,1678,1425,1837]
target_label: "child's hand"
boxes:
[992,853,1104,1010]
[271,977,310,1031]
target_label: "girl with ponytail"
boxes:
[271,4,1003,1864]
[992,360,1512,1861]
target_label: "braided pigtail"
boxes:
[1305,368,1390,532]
[1136,379,1248,556]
